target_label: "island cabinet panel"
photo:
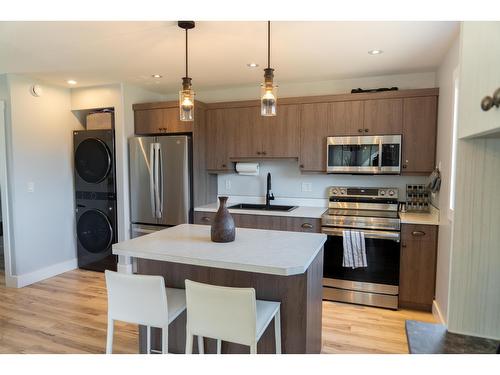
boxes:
[134,107,193,135]
[399,224,438,311]
[299,103,330,172]
[194,211,321,233]
[363,98,403,135]
[402,96,438,174]
[137,248,324,354]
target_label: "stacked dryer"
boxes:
[73,129,117,272]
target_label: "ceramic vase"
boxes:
[211,196,236,243]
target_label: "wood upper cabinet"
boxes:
[363,98,403,135]
[205,109,233,171]
[328,100,365,136]
[227,106,261,158]
[134,107,193,134]
[261,104,300,158]
[299,103,330,171]
[402,96,438,173]
[399,224,438,311]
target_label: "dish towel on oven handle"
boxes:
[342,230,368,268]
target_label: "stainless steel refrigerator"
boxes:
[129,135,192,238]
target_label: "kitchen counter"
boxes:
[194,202,327,219]
[113,223,326,353]
[399,205,440,225]
[114,224,326,276]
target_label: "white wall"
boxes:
[5,74,83,282]
[218,160,427,203]
[163,72,436,103]
[432,34,460,324]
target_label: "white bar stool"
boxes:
[184,279,281,354]
[104,270,186,354]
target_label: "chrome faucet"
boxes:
[265,172,275,208]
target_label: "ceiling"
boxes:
[0,21,459,93]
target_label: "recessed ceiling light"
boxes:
[247,63,259,68]
[368,50,383,55]
[152,74,162,78]
[67,79,77,85]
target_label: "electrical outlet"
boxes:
[301,182,312,192]
[225,180,231,191]
[27,181,35,193]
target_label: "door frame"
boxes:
[0,100,15,286]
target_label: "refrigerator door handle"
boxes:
[157,143,164,219]
[149,142,156,219]
[153,143,161,219]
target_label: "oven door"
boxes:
[322,227,401,286]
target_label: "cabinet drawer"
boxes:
[194,211,215,224]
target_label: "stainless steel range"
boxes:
[321,187,401,309]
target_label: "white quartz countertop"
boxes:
[399,206,440,225]
[113,224,327,276]
[194,203,327,219]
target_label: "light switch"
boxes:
[225,180,231,191]
[27,182,35,193]
[302,182,312,192]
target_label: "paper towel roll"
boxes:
[235,162,260,176]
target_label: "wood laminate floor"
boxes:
[0,269,435,354]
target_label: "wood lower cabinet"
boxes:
[363,98,403,135]
[134,107,193,134]
[194,211,321,233]
[402,96,438,174]
[399,224,438,311]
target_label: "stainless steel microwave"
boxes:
[326,135,402,174]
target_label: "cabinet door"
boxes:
[399,224,438,311]
[363,98,403,135]
[402,96,438,173]
[205,109,232,171]
[134,109,165,134]
[164,107,193,133]
[261,104,300,158]
[227,107,262,158]
[328,101,365,136]
[299,103,330,171]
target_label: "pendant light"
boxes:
[178,21,195,121]
[261,21,277,117]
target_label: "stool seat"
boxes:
[256,300,280,340]
[166,287,187,324]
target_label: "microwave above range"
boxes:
[326,134,402,174]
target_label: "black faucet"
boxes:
[265,172,275,208]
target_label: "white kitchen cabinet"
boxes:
[458,22,500,138]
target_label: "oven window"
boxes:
[328,144,379,167]
[381,143,400,167]
[323,235,400,285]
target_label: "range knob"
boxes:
[388,190,395,196]
[340,189,346,195]
[380,190,386,196]
[332,189,339,195]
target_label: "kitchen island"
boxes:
[113,223,326,354]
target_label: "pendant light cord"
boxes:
[267,21,270,69]
[185,28,188,78]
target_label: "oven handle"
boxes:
[321,227,400,242]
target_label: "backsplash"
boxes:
[217,160,428,202]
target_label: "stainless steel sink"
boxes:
[228,203,298,212]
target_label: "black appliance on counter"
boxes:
[73,129,117,272]
[321,187,401,309]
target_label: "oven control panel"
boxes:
[328,187,398,200]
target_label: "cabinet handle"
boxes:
[481,88,500,111]
[201,217,211,222]
[402,164,408,169]
[401,243,407,248]
[301,223,313,229]
[358,128,363,133]
[222,164,227,168]
[257,151,261,155]
[262,151,267,155]
[411,231,426,237]
[364,128,369,132]
[299,164,304,168]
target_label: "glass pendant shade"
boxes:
[179,87,195,121]
[260,83,277,116]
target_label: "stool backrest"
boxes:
[185,279,257,346]
[105,270,168,327]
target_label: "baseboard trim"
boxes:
[432,300,446,325]
[12,258,78,288]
